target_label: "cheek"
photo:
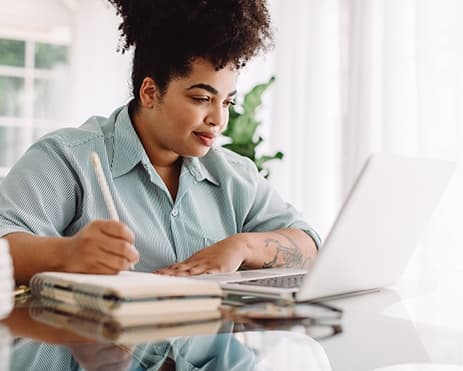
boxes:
[172,107,204,130]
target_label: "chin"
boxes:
[183,146,211,158]
[194,149,211,158]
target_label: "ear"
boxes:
[139,77,159,108]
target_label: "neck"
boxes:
[131,105,180,168]
[130,105,182,200]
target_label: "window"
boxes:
[0,34,71,176]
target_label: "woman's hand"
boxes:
[63,220,139,274]
[154,229,317,277]
[68,343,133,371]
[155,234,250,276]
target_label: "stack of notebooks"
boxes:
[29,271,224,344]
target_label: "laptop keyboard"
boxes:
[234,274,306,289]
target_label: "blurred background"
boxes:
[0,0,462,274]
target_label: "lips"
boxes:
[194,132,216,147]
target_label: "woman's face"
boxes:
[136,58,238,165]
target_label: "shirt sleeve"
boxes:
[0,138,82,237]
[241,168,322,249]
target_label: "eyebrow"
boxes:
[187,83,237,97]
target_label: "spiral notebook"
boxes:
[30,271,223,316]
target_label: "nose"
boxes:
[206,105,228,127]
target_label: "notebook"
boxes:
[30,271,223,316]
[194,153,455,302]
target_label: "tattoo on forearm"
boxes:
[262,232,312,269]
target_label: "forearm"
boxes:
[240,228,318,270]
[3,306,90,343]
[4,232,68,284]
[6,222,139,284]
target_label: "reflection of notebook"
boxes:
[195,153,455,302]
[29,300,222,344]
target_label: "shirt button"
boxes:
[171,209,179,217]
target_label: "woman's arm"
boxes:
[155,228,317,276]
[5,220,139,285]
[241,228,318,269]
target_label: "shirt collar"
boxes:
[111,105,149,178]
[183,156,220,186]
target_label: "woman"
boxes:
[0,0,320,284]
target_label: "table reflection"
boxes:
[8,331,332,371]
[1,302,332,370]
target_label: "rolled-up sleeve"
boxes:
[242,167,322,249]
[0,139,81,237]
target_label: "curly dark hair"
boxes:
[107,0,273,106]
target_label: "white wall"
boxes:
[0,0,71,36]
[0,0,133,126]
[70,0,132,124]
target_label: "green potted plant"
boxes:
[222,76,283,178]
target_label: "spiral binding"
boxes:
[30,275,121,313]
[73,284,118,313]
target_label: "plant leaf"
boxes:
[223,115,259,144]
[222,76,283,178]
[242,76,275,116]
[255,151,284,168]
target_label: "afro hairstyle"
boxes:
[107,0,273,105]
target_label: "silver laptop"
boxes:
[195,153,455,302]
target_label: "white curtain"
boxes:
[266,0,463,259]
[267,0,344,238]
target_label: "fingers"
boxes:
[69,220,140,274]
[95,255,134,274]
[94,220,135,244]
[98,238,139,263]
[156,262,220,276]
[92,237,139,273]
[69,252,134,274]
[95,221,139,264]
[156,262,191,276]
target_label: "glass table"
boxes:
[2,267,463,370]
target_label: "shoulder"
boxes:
[206,146,257,171]
[199,146,261,190]
[31,106,124,156]
[204,146,258,176]
[38,116,112,151]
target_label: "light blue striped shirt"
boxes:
[0,105,320,271]
[11,333,255,370]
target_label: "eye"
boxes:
[192,96,211,104]
[224,99,236,108]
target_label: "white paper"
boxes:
[0,239,14,319]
